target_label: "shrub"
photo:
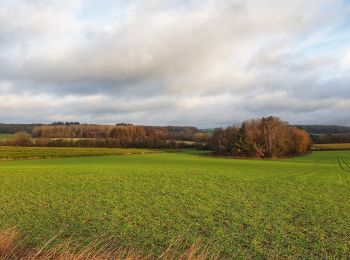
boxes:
[13,131,32,146]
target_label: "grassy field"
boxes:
[0,133,14,140]
[313,143,350,150]
[0,149,349,258]
[0,146,154,160]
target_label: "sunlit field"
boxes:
[0,149,349,258]
[313,143,350,151]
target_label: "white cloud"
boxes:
[0,0,349,126]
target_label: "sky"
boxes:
[0,0,350,127]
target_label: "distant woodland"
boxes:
[0,117,317,158]
[1,124,205,149]
[0,124,42,134]
[1,122,348,144]
[297,125,350,144]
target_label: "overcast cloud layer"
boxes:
[0,0,350,127]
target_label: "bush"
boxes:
[13,131,32,146]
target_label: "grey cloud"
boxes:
[0,0,349,126]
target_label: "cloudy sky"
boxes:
[0,0,350,127]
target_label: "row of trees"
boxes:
[31,124,201,142]
[51,121,81,126]
[311,133,350,144]
[209,117,311,158]
[5,125,205,149]
[0,124,42,134]
[0,131,196,149]
[297,125,350,134]
[0,117,312,158]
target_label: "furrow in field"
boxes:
[336,155,350,173]
[340,156,350,169]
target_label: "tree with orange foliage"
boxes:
[209,116,312,158]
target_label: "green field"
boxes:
[0,146,154,160]
[0,133,14,140]
[0,149,349,258]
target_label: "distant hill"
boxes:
[296,125,350,144]
[0,124,43,134]
[296,125,350,135]
[1,123,350,144]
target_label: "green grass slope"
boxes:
[0,150,349,258]
[0,133,14,140]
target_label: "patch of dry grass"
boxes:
[0,228,216,260]
[312,143,350,150]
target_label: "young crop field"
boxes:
[0,146,154,160]
[0,150,349,258]
[0,133,14,140]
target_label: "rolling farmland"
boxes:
[0,146,154,160]
[0,149,349,258]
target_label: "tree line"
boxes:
[0,123,201,142]
[0,124,42,134]
[209,116,311,158]
[297,125,350,134]
[0,117,312,158]
[31,124,201,141]
[308,133,350,144]
[297,125,350,144]
[0,125,205,149]
[2,122,348,144]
